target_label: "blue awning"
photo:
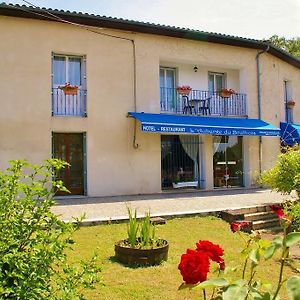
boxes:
[128,112,280,136]
[280,122,300,145]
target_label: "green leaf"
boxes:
[178,283,196,290]
[249,249,260,264]
[250,291,271,300]
[223,284,248,300]
[195,278,229,289]
[285,232,300,247]
[286,276,300,299]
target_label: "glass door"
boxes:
[213,135,243,188]
[160,67,176,112]
[208,72,225,93]
[161,135,200,189]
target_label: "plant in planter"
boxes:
[176,85,192,96]
[114,207,169,266]
[59,82,79,95]
[219,88,235,98]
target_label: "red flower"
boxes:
[270,205,292,224]
[230,221,250,233]
[178,249,210,284]
[196,240,225,270]
[270,205,285,218]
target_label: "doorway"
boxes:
[213,135,243,188]
[161,135,200,189]
[52,133,85,195]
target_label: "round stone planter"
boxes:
[115,239,169,266]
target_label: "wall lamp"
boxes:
[193,66,198,72]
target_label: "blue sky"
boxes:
[7,0,300,39]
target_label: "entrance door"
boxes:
[213,135,243,188]
[52,133,85,195]
[161,135,200,189]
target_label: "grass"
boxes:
[69,216,298,300]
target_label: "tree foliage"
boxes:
[268,35,300,58]
[260,148,300,197]
[0,159,101,299]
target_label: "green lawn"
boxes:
[70,216,298,300]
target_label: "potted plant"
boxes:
[59,82,79,95]
[287,100,296,109]
[114,207,169,266]
[219,88,235,98]
[176,85,192,96]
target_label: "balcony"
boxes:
[52,87,87,117]
[160,88,247,117]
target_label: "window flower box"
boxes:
[59,83,79,95]
[287,100,296,109]
[176,85,192,96]
[220,88,235,98]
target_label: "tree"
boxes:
[0,159,101,299]
[268,35,300,58]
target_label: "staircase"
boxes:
[221,205,282,232]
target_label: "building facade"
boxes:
[0,3,299,197]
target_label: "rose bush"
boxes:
[178,209,300,300]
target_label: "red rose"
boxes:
[230,221,250,233]
[230,222,240,232]
[196,240,224,270]
[270,205,286,219]
[178,249,210,284]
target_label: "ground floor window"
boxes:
[161,135,200,189]
[213,135,243,188]
[52,132,86,195]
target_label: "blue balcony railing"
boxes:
[52,87,87,117]
[160,88,247,117]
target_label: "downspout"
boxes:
[256,44,270,174]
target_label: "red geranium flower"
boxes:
[196,240,225,270]
[178,249,210,284]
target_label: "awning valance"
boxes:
[280,122,300,145]
[128,112,280,136]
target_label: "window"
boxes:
[52,54,87,117]
[160,67,177,112]
[284,80,293,123]
[208,72,225,93]
[53,55,84,86]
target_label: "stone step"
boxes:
[244,211,277,222]
[252,218,281,230]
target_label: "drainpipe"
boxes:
[256,44,270,174]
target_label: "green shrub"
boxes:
[0,159,101,299]
[260,148,300,197]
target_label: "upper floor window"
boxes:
[160,67,177,112]
[208,72,225,93]
[284,80,293,123]
[52,54,87,117]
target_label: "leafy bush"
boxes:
[260,148,300,197]
[0,159,101,299]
